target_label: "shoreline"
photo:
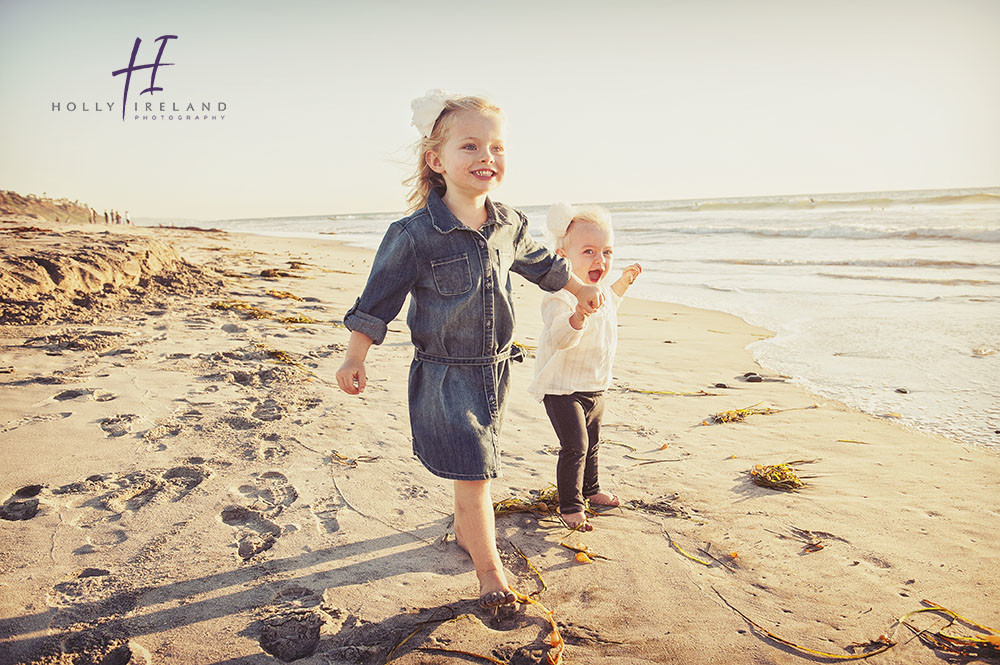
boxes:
[2,219,998,664]
[135,220,999,451]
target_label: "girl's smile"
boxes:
[426,110,506,198]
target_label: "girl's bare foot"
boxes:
[561,511,594,531]
[585,491,619,507]
[477,567,515,608]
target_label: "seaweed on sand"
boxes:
[703,402,818,425]
[750,460,816,491]
[493,485,559,516]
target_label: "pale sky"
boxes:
[1,0,998,220]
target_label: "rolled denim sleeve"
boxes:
[344,222,416,345]
[510,212,570,292]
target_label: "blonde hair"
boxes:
[557,206,613,250]
[403,96,504,213]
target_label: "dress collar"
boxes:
[427,189,511,234]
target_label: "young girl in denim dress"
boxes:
[336,90,603,608]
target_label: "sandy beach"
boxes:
[2,217,998,665]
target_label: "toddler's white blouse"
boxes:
[528,284,622,401]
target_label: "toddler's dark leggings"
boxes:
[542,391,605,515]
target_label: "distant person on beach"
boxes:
[335,90,603,609]
[529,203,642,531]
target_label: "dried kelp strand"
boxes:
[663,531,711,567]
[511,588,565,665]
[510,540,547,592]
[624,386,719,396]
[697,543,738,573]
[559,541,610,561]
[714,588,896,660]
[383,607,456,663]
[625,456,683,464]
[892,599,1000,658]
[601,440,638,453]
[329,449,380,468]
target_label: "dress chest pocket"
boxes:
[431,253,473,296]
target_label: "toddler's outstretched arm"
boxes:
[336,330,373,394]
[612,263,642,298]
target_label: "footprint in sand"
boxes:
[258,434,290,460]
[142,420,182,449]
[23,330,128,353]
[309,343,347,358]
[0,484,44,521]
[54,388,118,402]
[222,472,298,560]
[253,397,286,422]
[74,529,129,554]
[47,569,139,629]
[92,464,211,515]
[221,505,282,560]
[397,485,429,500]
[43,570,141,665]
[258,586,328,661]
[237,471,298,517]
[0,411,72,434]
[222,415,260,431]
[99,414,139,438]
[310,496,344,534]
[54,388,92,401]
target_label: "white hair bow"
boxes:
[545,201,578,244]
[410,89,461,138]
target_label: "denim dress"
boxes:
[344,190,570,480]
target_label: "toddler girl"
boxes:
[336,91,603,607]
[528,202,642,531]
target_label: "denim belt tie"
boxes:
[415,344,525,366]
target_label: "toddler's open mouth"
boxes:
[587,269,603,283]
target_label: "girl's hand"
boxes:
[569,303,592,330]
[336,357,367,394]
[623,263,642,284]
[575,284,604,314]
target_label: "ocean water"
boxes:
[180,187,1000,448]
